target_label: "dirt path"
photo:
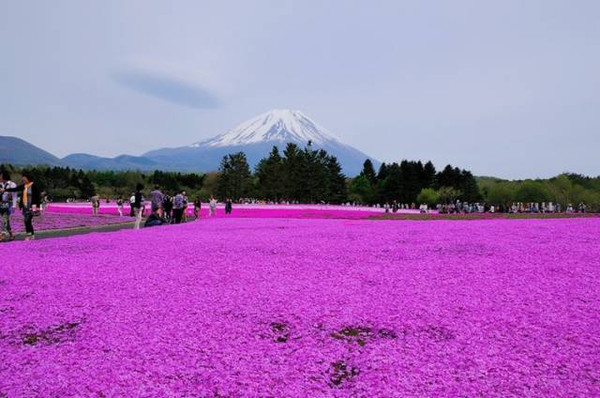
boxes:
[9,221,136,241]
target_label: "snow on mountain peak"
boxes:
[191,109,343,148]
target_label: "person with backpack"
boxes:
[0,171,16,241]
[172,191,185,224]
[3,173,41,240]
[149,185,165,217]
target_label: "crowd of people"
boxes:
[0,171,41,241]
[110,185,233,229]
[435,201,588,214]
[349,200,588,215]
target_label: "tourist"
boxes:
[116,198,124,216]
[40,191,49,212]
[150,185,164,217]
[225,198,232,215]
[182,191,189,222]
[163,194,173,223]
[4,173,41,240]
[91,194,100,215]
[578,202,586,213]
[209,195,217,216]
[0,171,16,241]
[193,197,202,219]
[172,191,185,224]
[129,192,136,217]
[133,184,144,230]
[144,209,167,227]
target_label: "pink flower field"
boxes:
[1,216,599,396]
[8,211,133,234]
[46,202,393,220]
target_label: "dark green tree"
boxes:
[216,152,252,200]
[360,159,378,186]
[255,146,285,201]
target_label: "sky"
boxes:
[1,0,599,179]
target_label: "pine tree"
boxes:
[216,152,252,200]
[325,154,347,203]
[282,143,303,200]
[255,146,284,201]
[423,161,436,188]
[360,159,377,187]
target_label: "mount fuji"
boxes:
[0,110,378,175]
[145,109,378,176]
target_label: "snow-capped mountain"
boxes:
[144,109,379,176]
[191,109,342,148]
[0,111,379,175]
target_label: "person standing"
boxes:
[172,191,185,224]
[129,192,136,217]
[163,194,173,223]
[181,191,189,222]
[0,171,16,241]
[91,194,100,215]
[209,195,217,216]
[116,198,124,216]
[4,173,41,240]
[150,185,165,218]
[225,198,232,215]
[193,197,202,220]
[133,184,144,229]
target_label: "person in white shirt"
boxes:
[209,195,217,216]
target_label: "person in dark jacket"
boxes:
[133,183,144,229]
[172,191,185,224]
[193,197,202,220]
[225,198,233,215]
[3,173,41,240]
[144,210,167,227]
[163,194,173,223]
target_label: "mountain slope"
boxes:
[62,153,160,171]
[146,109,378,176]
[0,136,62,166]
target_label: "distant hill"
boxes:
[62,153,160,171]
[0,136,62,166]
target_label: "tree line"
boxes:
[478,174,600,211]
[217,143,347,203]
[2,150,598,211]
[349,159,480,205]
[0,164,205,201]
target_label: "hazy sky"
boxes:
[1,1,599,179]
